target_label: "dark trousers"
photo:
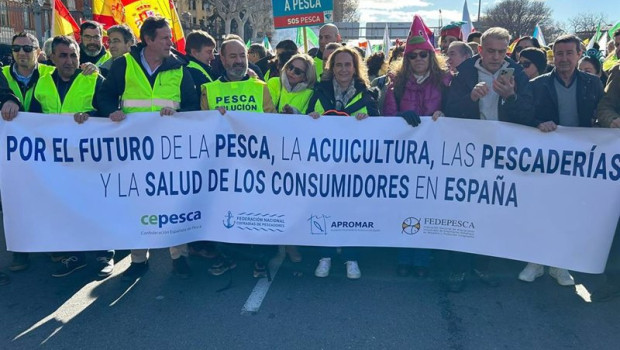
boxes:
[604,218,620,284]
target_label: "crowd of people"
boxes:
[0,15,619,302]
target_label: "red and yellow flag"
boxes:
[120,0,186,53]
[53,0,80,41]
[92,0,125,30]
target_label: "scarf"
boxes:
[280,71,309,93]
[333,79,357,110]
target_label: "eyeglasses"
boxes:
[82,34,101,41]
[11,44,36,53]
[287,65,306,76]
[407,51,429,60]
[519,61,532,68]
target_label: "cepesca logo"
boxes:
[141,211,202,228]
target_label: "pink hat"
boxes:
[405,15,435,54]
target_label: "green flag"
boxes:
[296,27,319,52]
[306,27,318,47]
[594,21,602,42]
[263,36,272,52]
[609,21,620,39]
[246,39,251,48]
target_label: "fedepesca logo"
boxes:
[141,211,202,228]
[401,217,421,235]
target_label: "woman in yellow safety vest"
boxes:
[307,46,379,121]
[267,52,316,115]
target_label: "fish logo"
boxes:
[402,217,421,235]
[308,214,330,235]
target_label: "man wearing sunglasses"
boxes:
[1,32,54,118]
[79,21,111,67]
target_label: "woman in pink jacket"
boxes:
[382,15,450,277]
[382,15,450,123]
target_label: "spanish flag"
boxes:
[53,0,80,41]
[92,0,125,30]
[121,0,186,53]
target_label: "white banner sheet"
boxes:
[1,112,619,273]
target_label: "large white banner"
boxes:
[1,112,619,273]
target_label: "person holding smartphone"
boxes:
[442,27,534,292]
[444,27,533,125]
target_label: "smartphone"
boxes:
[499,67,514,79]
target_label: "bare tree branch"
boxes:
[478,0,552,39]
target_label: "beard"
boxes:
[82,44,101,57]
[227,63,247,80]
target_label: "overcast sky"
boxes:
[358,0,614,28]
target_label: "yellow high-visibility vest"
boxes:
[187,60,214,82]
[2,64,54,111]
[267,77,313,113]
[204,78,265,112]
[33,69,97,113]
[121,54,183,113]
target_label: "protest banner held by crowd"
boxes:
[0,6,619,304]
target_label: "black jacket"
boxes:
[444,55,534,126]
[184,54,219,101]
[97,44,200,116]
[254,55,271,78]
[530,69,604,127]
[307,79,380,116]
[0,72,21,109]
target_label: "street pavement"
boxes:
[1,210,619,349]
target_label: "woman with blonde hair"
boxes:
[266,53,316,263]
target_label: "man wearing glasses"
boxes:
[79,20,111,67]
[1,32,52,275]
[1,32,54,117]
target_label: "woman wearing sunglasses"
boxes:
[265,52,316,264]
[267,52,316,115]
[383,15,450,125]
[509,36,541,62]
[517,47,547,80]
[382,15,450,278]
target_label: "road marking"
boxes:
[241,253,285,314]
